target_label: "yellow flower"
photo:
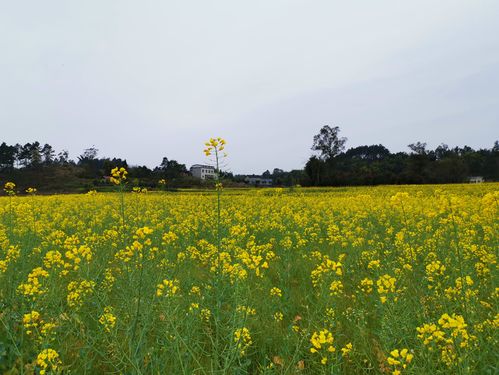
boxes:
[270,287,282,297]
[341,342,353,356]
[36,349,61,375]
[156,278,180,297]
[4,181,16,195]
[310,328,335,363]
[203,137,227,158]
[110,167,128,185]
[234,327,252,356]
[99,306,117,332]
[386,348,413,373]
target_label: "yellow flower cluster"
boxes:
[359,277,374,294]
[310,255,343,288]
[444,276,477,301]
[377,274,397,303]
[236,305,257,316]
[162,231,178,246]
[36,348,62,375]
[269,287,282,297]
[200,308,211,322]
[386,348,414,375]
[156,278,180,297]
[115,227,154,263]
[329,280,344,296]
[417,313,475,367]
[110,167,128,185]
[310,329,335,365]
[341,342,353,357]
[4,181,16,195]
[203,137,226,157]
[17,267,49,300]
[425,260,446,290]
[0,245,20,273]
[64,245,93,272]
[23,310,56,341]
[233,327,252,356]
[25,187,37,194]
[23,310,41,335]
[42,245,93,276]
[273,311,284,321]
[67,279,96,308]
[99,306,117,333]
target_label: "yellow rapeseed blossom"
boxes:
[156,278,180,297]
[310,329,335,365]
[233,327,252,356]
[203,137,226,157]
[110,167,128,185]
[99,306,117,332]
[386,348,413,374]
[18,267,49,300]
[67,280,96,308]
[359,278,374,294]
[273,312,284,321]
[377,274,397,303]
[269,287,282,297]
[4,181,16,195]
[341,342,353,357]
[36,348,62,375]
[417,313,475,367]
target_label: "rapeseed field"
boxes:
[0,180,497,374]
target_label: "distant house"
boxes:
[190,164,216,180]
[469,176,484,183]
[245,176,273,187]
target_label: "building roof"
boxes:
[190,164,215,169]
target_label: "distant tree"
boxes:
[156,157,188,179]
[305,156,325,186]
[13,144,22,168]
[312,125,347,160]
[272,168,284,175]
[0,142,16,170]
[408,142,427,155]
[262,170,271,178]
[407,142,430,183]
[29,142,42,167]
[129,165,152,179]
[78,147,99,163]
[17,143,31,167]
[219,170,234,179]
[77,147,101,178]
[434,143,450,160]
[56,150,70,165]
[41,143,55,165]
[344,145,391,161]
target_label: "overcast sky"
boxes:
[1,1,498,173]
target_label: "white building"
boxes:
[245,176,273,187]
[469,176,484,183]
[190,164,216,180]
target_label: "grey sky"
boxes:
[1,1,498,174]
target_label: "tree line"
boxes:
[0,142,195,193]
[1,130,497,193]
[304,126,498,186]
